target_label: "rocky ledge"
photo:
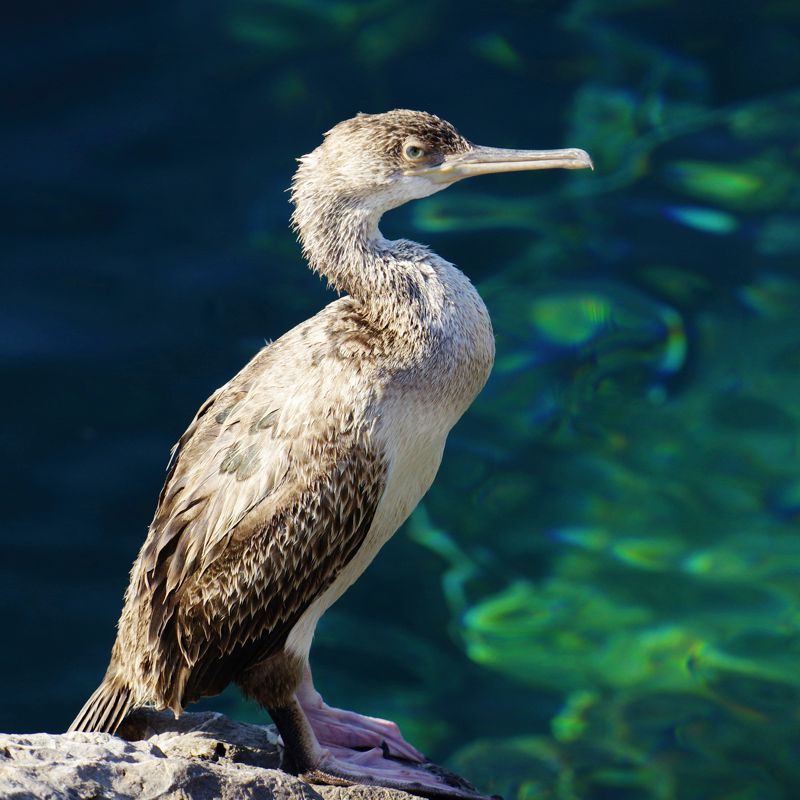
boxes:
[0,709,419,800]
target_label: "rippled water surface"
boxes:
[5,2,800,798]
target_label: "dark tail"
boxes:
[68,677,133,734]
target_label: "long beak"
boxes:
[411,145,593,183]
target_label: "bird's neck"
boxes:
[292,185,495,397]
[293,196,437,331]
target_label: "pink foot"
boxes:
[297,668,425,762]
[291,668,492,799]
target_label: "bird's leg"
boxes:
[247,656,490,798]
[270,667,492,800]
[267,699,329,776]
[296,665,425,762]
[270,693,489,799]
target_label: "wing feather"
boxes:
[125,339,385,714]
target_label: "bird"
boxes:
[69,109,592,798]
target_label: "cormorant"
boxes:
[70,109,592,798]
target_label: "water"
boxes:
[4,1,800,798]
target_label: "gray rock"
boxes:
[0,710,418,800]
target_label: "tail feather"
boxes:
[68,678,133,734]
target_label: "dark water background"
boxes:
[4,1,800,798]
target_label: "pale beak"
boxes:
[409,145,593,183]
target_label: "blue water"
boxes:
[5,2,800,798]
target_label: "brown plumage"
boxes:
[71,305,393,731]
[70,110,591,797]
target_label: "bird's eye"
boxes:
[403,143,426,161]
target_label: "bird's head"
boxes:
[289,110,592,287]
[291,109,592,218]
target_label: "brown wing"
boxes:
[125,346,386,714]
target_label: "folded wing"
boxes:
[126,346,386,713]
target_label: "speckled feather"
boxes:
[112,301,394,715]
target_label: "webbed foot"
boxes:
[270,669,497,800]
[297,667,424,763]
[301,753,494,800]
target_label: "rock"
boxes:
[0,709,419,800]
